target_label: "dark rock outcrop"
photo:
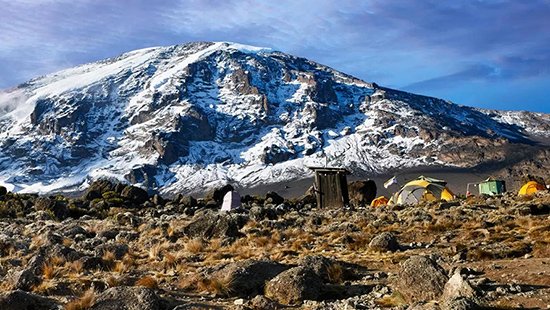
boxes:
[120,185,149,205]
[0,290,59,310]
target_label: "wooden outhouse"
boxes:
[309,167,350,208]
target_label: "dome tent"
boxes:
[389,176,454,205]
[518,181,546,196]
[371,196,389,207]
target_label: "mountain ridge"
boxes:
[0,41,548,195]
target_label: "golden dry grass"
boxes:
[64,289,95,310]
[33,280,56,294]
[67,260,84,275]
[375,291,406,307]
[135,275,158,289]
[196,275,234,297]
[102,250,116,264]
[105,276,120,288]
[43,262,60,280]
[185,238,205,254]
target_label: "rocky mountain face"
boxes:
[0,41,548,195]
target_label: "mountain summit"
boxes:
[0,41,548,194]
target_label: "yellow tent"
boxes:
[371,196,389,207]
[389,177,454,205]
[518,181,545,196]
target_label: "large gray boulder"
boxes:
[298,255,346,283]
[397,256,449,302]
[90,286,162,310]
[183,210,246,240]
[265,266,322,305]
[441,272,477,302]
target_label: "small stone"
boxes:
[234,298,245,305]
[368,232,400,252]
[496,287,507,295]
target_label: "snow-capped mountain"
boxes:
[0,42,548,195]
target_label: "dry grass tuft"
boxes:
[135,275,159,289]
[149,243,163,260]
[533,241,550,258]
[65,289,95,310]
[102,250,116,264]
[105,276,120,288]
[185,238,205,254]
[50,255,66,266]
[43,262,60,280]
[196,275,234,297]
[33,280,56,294]
[67,260,84,275]
[375,291,407,307]
[30,235,46,250]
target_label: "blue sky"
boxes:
[1,0,549,112]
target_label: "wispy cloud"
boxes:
[0,0,549,111]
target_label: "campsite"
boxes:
[0,171,549,309]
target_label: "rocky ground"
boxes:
[0,180,549,309]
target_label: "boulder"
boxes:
[90,286,162,310]
[8,269,41,291]
[441,272,477,301]
[397,255,449,302]
[84,180,116,200]
[265,191,284,205]
[121,185,149,205]
[348,180,377,206]
[249,205,277,221]
[183,210,245,240]
[249,295,280,310]
[205,184,234,204]
[299,255,338,283]
[209,259,287,297]
[369,232,400,252]
[0,290,59,310]
[265,266,322,305]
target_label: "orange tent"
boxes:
[518,181,546,196]
[371,196,389,207]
